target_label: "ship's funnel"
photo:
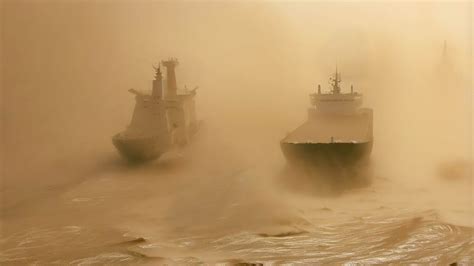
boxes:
[152,65,163,98]
[162,58,179,98]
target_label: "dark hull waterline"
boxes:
[112,134,167,162]
[280,141,373,168]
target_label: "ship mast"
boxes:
[330,67,342,94]
[152,64,163,98]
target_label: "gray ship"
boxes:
[281,70,373,172]
[113,58,199,162]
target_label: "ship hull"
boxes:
[280,141,372,169]
[281,108,373,171]
[112,134,169,162]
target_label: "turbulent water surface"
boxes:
[1,3,473,264]
[1,128,472,265]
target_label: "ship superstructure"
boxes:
[113,58,199,162]
[281,70,373,172]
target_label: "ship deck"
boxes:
[282,111,372,144]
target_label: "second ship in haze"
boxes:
[113,58,200,162]
[281,70,373,177]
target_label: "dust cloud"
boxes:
[1,1,472,264]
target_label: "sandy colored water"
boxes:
[1,3,472,264]
[1,126,472,265]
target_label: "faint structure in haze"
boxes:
[112,58,200,162]
[436,40,456,82]
[280,69,373,178]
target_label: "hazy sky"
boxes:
[1,1,472,188]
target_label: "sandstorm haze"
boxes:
[2,1,471,186]
[0,1,473,264]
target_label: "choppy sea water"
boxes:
[1,132,473,265]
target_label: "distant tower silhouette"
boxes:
[440,40,450,67]
[437,40,454,79]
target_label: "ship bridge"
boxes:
[310,71,363,114]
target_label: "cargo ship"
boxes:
[112,58,199,162]
[280,70,373,172]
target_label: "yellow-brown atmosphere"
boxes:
[1,1,473,264]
